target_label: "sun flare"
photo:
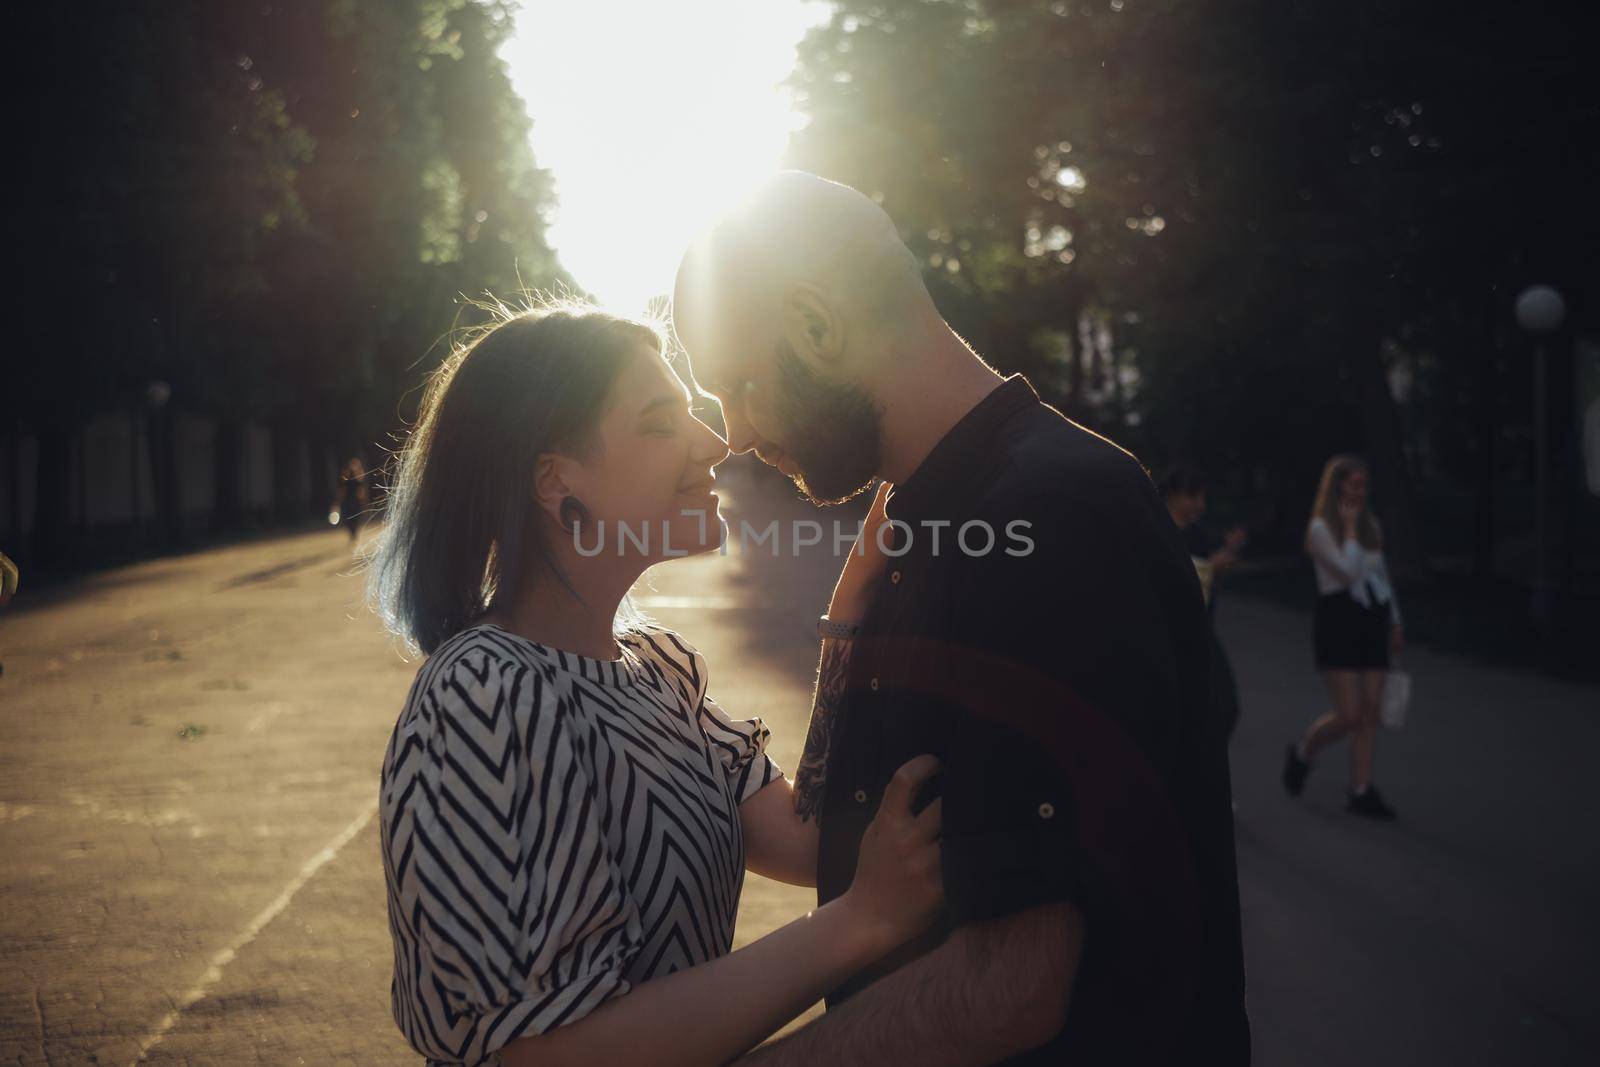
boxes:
[500,0,830,314]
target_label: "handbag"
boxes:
[1381,668,1411,730]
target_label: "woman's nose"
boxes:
[717,402,762,455]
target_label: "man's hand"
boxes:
[1209,525,1247,572]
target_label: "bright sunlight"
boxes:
[500,0,831,313]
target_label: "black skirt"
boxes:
[1313,591,1391,670]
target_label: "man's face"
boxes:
[685,321,881,505]
[1169,490,1206,529]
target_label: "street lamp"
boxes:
[1514,285,1564,627]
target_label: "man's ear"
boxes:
[781,282,845,367]
[532,453,577,527]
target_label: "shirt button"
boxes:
[890,570,902,585]
[869,677,879,691]
[854,789,868,803]
[1038,802,1056,819]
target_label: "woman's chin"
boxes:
[667,503,725,556]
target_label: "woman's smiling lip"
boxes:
[678,479,717,495]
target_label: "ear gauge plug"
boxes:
[558,495,592,534]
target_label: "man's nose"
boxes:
[719,402,761,456]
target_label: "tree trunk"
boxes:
[31,422,73,570]
[1355,341,1424,577]
[1472,309,1501,580]
[149,408,183,548]
[7,430,22,551]
[213,418,242,531]
[306,434,330,519]
[270,423,300,523]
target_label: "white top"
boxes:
[1306,517,1402,625]
[379,622,782,1066]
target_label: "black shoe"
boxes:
[1346,785,1397,820]
[1282,743,1310,797]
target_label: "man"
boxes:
[673,172,1248,1065]
[1160,462,1248,744]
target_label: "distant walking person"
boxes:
[335,458,369,543]
[1282,455,1404,819]
[1160,464,1247,608]
[1160,464,1248,741]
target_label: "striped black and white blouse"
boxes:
[379,622,782,1066]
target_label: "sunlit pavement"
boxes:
[1,458,1595,1065]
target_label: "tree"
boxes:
[784,0,1598,577]
[8,0,568,568]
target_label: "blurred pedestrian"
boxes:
[334,457,369,544]
[1281,454,1405,819]
[1160,463,1248,742]
[1160,463,1248,607]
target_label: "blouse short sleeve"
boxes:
[628,624,783,804]
[385,651,644,1064]
[697,690,784,804]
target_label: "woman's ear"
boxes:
[532,453,576,527]
[781,282,845,367]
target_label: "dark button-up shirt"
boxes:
[816,375,1249,1064]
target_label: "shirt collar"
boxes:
[885,373,1041,528]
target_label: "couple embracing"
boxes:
[374,173,1249,1066]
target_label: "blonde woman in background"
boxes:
[1281,454,1404,820]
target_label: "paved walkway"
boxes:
[0,461,1594,1064]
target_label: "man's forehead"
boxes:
[673,309,749,392]
[673,229,775,372]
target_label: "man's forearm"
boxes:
[794,634,852,822]
[737,902,1081,1067]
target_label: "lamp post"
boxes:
[1514,285,1564,627]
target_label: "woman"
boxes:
[1280,455,1404,820]
[369,302,943,1066]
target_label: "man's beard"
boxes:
[774,339,882,505]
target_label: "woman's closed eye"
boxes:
[641,402,701,436]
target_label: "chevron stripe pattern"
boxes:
[379,622,782,1065]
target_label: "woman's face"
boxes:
[567,348,731,562]
[1339,468,1370,509]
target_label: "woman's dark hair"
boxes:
[1157,462,1208,499]
[367,298,665,655]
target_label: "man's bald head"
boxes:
[669,172,935,505]
[672,171,929,363]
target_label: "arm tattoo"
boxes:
[793,636,853,823]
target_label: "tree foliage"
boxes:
[12,0,565,558]
[787,0,1597,565]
